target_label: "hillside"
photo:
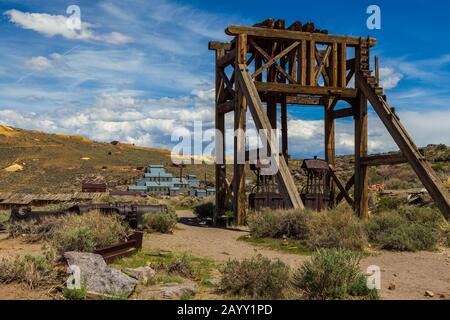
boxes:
[0,125,215,193]
[0,125,449,194]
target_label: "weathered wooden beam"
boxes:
[226,26,377,47]
[217,50,236,68]
[361,153,407,166]
[252,41,300,79]
[336,175,355,205]
[233,34,248,226]
[217,100,234,114]
[286,95,325,105]
[237,64,304,209]
[209,41,232,51]
[325,98,337,198]
[358,73,450,218]
[332,107,354,119]
[354,45,369,220]
[329,165,354,207]
[281,96,288,161]
[254,82,358,98]
[360,149,426,166]
[249,39,296,83]
[214,48,227,225]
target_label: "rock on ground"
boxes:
[64,252,137,297]
[125,266,156,284]
[160,282,197,299]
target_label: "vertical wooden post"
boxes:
[307,40,315,86]
[339,43,347,88]
[233,34,247,225]
[281,96,288,162]
[374,55,379,86]
[214,48,226,225]
[325,97,336,202]
[300,40,307,86]
[331,42,338,88]
[354,47,369,219]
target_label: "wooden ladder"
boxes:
[357,73,450,219]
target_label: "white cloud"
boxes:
[379,67,403,89]
[24,56,53,71]
[4,9,132,44]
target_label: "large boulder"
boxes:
[64,252,137,297]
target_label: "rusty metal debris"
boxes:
[94,230,143,262]
[9,203,168,229]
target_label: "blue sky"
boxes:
[0,0,449,158]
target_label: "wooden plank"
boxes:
[225,26,377,47]
[332,107,354,119]
[314,45,331,85]
[307,40,315,85]
[217,100,234,114]
[360,150,426,166]
[249,39,296,83]
[354,67,369,219]
[254,81,358,98]
[331,42,338,87]
[325,98,336,198]
[336,175,355,205]
[286,95,324,105]
[233,34,247,225]
[252,41,300,80]
[208,41,232,51]
[330,167,354,207]
[237,64,304,209]
[358,74,450,218]
[300,40,307,85]
[281,96,288,161]
[214,48,227,225]
[339,43,347,87]
[217,50,236,68]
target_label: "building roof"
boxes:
[301,158,329,171]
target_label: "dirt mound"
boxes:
[0,125,20,137]
[3,164,24,172]
[55,134,93,143]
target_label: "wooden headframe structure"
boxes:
[209,19,450,225]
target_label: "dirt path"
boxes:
[0,233,43,259]
[143,210,450,300]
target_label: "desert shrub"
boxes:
[247,209,312,239]
[366,206,443,251]
[374,223,438,251]
[292,249,378,300]
[63,287,87,300]
[0,251,61,289]
[149,252,194,278]
[7,217,61,243]
[375,196,404,212]
[193,201,215,220]
[0,210,10,224]
[50,211,129,254]
[306,208,367,251]
[384,177,403,190]
[221,255,290,299]
[140,212,177,233]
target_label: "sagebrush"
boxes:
[0,251,62,289]
[140,212,177,233]
[50,211,129,253]
[221,255,290,299]
[292,249,378,300]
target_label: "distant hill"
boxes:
[0,125,448,193]
[0,125,215,193]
